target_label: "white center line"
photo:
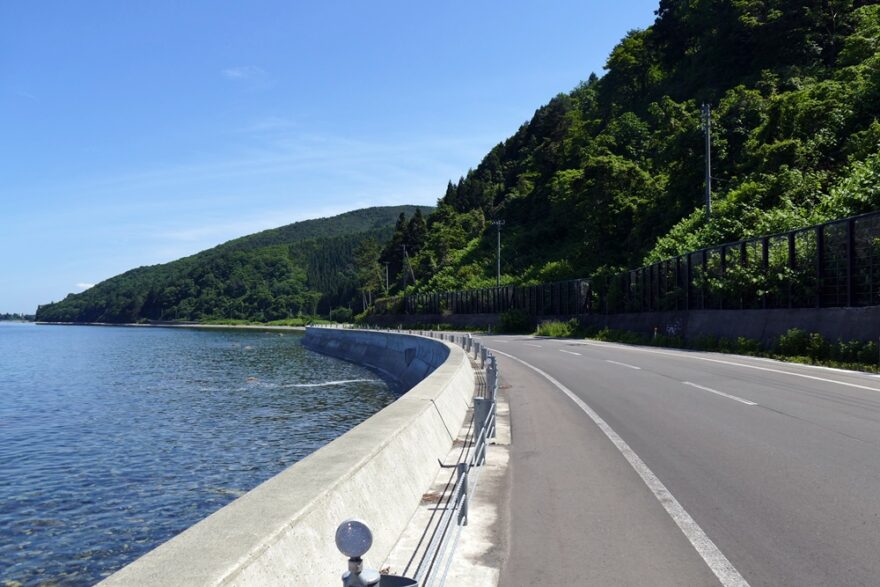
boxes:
[605,359,641,370]
[559,349,582,356]
[490,348,750,587]
[682,381,757,406]
[524,343,543,348]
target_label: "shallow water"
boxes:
[0,323,396,586]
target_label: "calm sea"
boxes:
[0,323,396,586]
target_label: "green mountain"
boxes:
[394,1,880,294]
[36,206,428,323]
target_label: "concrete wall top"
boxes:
[101,327,474,586]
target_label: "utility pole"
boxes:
[702,103,712,223]
[383,262,389,295]
[492,220,505,287]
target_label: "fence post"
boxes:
[847,218,856,307]
[788,232,796,308]
[701,250,708,309]
[685,255,692,311]
[761,237,770,309]
[814,225,825,308]
[739,242,747,309]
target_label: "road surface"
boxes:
[480,335,880,586]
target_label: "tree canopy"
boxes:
[36,206,429,323]
[395,1,880,294]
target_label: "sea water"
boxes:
[0,323,396,586]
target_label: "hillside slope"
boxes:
[36,206,427,323]
[396,1,880,294]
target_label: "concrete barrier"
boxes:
[101,327,474,586]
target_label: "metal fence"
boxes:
[407,331,498,587]
[389,210,880,316]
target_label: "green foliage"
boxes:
[535,319,580,337]
[0,313,35,321]
[36,206,428,324]
[777,327,811,356]
[498,308,534,334]
[389,2,880,296]
[329,307,354,323]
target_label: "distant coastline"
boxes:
[34,321,308,332]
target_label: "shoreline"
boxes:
[34,321,309,332]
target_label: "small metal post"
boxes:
[474,398,492,457]
[487,357,496,395]
[457,462,469,525]
[342,559,380,586]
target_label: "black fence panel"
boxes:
[391,211,880,317]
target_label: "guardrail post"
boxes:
[457,462,469,526]
[473,398,492,465]
[487,356,496,395]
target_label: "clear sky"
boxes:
[0,0,659,314]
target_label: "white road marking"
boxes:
[682,381,757,406]
[577,341,880,394]
[605,359,641,370]
[559,349,582,356]
[524,343,543,348]
[491,348,751,587]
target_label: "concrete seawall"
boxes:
[101,327,474,586]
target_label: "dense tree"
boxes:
[36,206,428,323]
[395,1,880,294]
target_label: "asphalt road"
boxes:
[480,335,880,586]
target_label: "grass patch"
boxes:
[535,319,580,337]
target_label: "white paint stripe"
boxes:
[682,381,757,406]
[524,343,543,348]
[559,349,582,356]
[577,341,880,394]
[490,348,750,587]
[605,359,641,370]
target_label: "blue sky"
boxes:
[0,1,658,313]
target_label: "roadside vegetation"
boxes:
[534,321,880,373]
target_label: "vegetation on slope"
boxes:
[36,206,427,323]
[374,1,880,297]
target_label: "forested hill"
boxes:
[36,206,427,323]
[391,2,880,294]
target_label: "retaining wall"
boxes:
[578,306,880,344]
[101,327,474,586]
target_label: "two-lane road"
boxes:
[483,335,880,586]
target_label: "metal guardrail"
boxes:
[385,210,880,317]
[407,331,498,587]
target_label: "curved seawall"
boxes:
[101,327,474,586]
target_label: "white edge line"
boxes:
[605,359,641,370]
[559,349,582,356]
[491,347,750,587]
[577,340,880,394]
[682,381,757,406]
[524,343,543,348]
